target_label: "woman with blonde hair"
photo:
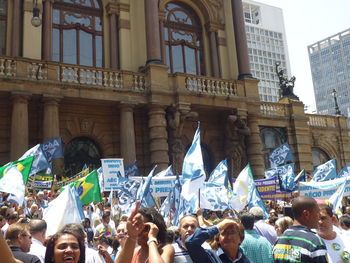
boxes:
[274,216,293,236]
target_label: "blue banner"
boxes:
[311,159,337,182]
[265,163,295,192]
[269,142,293,168]
[124,161,140,177]
[338,163,350,178]
[41,137,63,161]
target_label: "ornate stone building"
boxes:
[0,0,349,179]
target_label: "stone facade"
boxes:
[0,0,349,179]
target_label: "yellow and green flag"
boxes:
[68,170,102,205]
[0,156,35,183]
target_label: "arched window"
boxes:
[260,127,287,169]
[311,147,330,170]
[64,137,101,176]
[52,0,103,67]
[164,2,203,75]
[0,0,7,55]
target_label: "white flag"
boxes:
[0,166,25,206]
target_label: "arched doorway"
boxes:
[64,137,101,176]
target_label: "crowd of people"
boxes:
[0,189,350,263]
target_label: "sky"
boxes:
[255,0,350,112]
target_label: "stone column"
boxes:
[246,113,264,178]
[11,0,21,57]
[231,0,252,79]
[159,11,166,64]
[209,30,220,78]
[10,92,31,160]
[42,95,61,141]
[144,0,162,64]
[107,3,119,69]
[42,0,53,61]
[120,103,136,167]
[148,105,169,171]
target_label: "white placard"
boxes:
[101,158,125,191]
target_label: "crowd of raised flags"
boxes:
[0,124,349,232]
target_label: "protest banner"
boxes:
[101,158,125,191]
[132,176,182,198]
[255,177,277,200]
[55,168,89,188]
[299,176,350,199]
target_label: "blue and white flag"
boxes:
[269,143,293,168]
[327,177,347,216]
[248,186,269,219]
[43,187,85,236]
[231,164,255,211]
[181,124,206,201]
[208,159,229,188]
[136,166,157,208]
[154,165,174,177]
[200,184,232,211]
[171,174,182,226]
[338,163,350,178]
[124,161,140,177]
[277,163,295,192]
[19,144,50,176]
[41,137,63,161]
[312,159,337,182]
[97,167,104,191]
[0,165,25,205]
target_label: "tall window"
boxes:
[164,2,203,75]
[0,0,6,55]
[52,0,103,67]
[64,137,101,176]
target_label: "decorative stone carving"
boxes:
[167,106,198,173]
[224,114,250,177]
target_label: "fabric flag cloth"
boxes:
[208,159,229,188]
[327,177,347,217]
[338,163,350,178]
[115,177,140,215]
[124,161,140,177]
[170,174,182,226]
[311,159,337,182]
[43,187,85,236]
[0,156,35,184]
[97,167,104,191]
[136,166,157,208]
[248,186,269,219]
[181,124,206,201]
[200,184,232,211]
[41,137,63,161]
[19,144,50,176]
[154,165,174,177]
[68,170,102,205]
[231,164,255,211]
[277,163,295,192]
[269,142,293,168]
[0,166,26,205]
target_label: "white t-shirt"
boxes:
[322,233,350,263]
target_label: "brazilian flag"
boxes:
[0,156,35,184]
[69,170,102,205]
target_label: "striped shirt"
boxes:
[273,225,328,263]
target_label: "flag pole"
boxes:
[198,188,201,208]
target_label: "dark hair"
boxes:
[340,215,350,228]
[45,231,85,263]
[29,219,47,235]
[60,223,85,242]
[238,212,255,230]
[319,204,333,217]
[138,207,167,244]
[292,196,317,219]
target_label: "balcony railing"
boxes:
[307,114,337,128]
[260,102,288,117]
[0,56,146,93]
[186,76,239,97]
[0,56,247,98]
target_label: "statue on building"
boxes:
[224,114,250,177]
[275,62,299,100]
[167,107,198,174]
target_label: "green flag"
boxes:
[69,170,102,205]
[0,156,35,183]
